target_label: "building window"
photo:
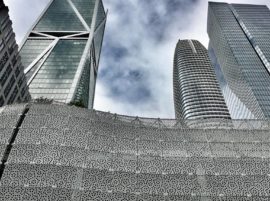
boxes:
[0,96,4,107]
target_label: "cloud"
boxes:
[95,0,270,118]
[95,0,201,118]
[4,0,270,118]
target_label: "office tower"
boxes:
[19,0,106,108]
[173,39,230,119]
[208,2,270,119]
[1,102,270,200]
[0,1,30,107]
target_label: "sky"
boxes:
[4,0,270,118]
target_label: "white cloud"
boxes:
[94,0,199,118]
[94,0,270,118]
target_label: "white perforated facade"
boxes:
[1,103,270,200]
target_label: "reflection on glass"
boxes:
[29,40,87,102]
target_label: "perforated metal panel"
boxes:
[0,103,270,200]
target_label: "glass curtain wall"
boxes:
[19,0,106,108]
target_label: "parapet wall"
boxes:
[0,103,270,200]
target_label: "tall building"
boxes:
[0,1,30,107]
[19,0,106,108]
[208,2,270,119]
[173,39,230,119]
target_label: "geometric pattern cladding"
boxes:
[1,103,270,200]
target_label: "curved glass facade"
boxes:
[173,40,230,119]
[1,103,270,200]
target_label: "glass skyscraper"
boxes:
[0,1,30,107]
[173,39,230,119]
[19,0,106,108]
[208,2,270,119]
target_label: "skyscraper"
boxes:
[19,0,106,108]
[173,39,230,119]
[208,2,270,119]
[0,1,30,107]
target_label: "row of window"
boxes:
[0,51,8,72]
[15,65,21,78]
[31,93,68,100]
[4,27,13,42]
[7,86,18,104]
[0,39,5,52]
[1,17,11,33]
[21,85,27,99]
[0,96,4,107]
[4,75,15,97]
[29,88,70,94]
[0,64,11,86]
[18,75,25,88]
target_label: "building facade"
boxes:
[173,39,230,119]
[208,2,270,119]
[0,1,30,107]
[19,0,106,108]
[1,102,270,200]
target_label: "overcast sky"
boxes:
[4,0,270,118]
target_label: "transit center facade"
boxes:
[0,103,270,200]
